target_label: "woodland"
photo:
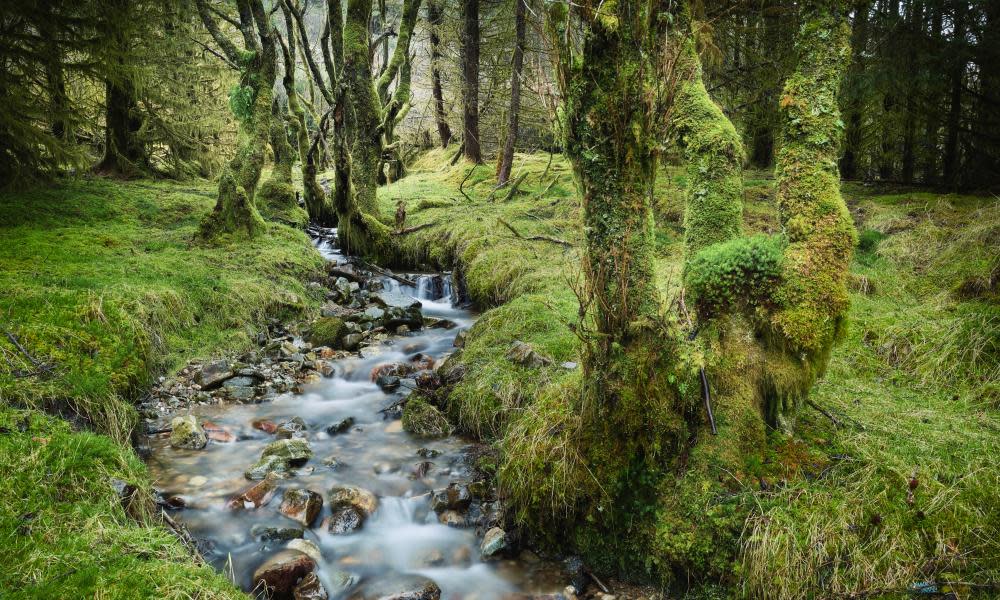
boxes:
[0,0,998,599]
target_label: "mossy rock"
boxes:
[309,317,347,349]
[169,415,207,450]
[402,396,452,438]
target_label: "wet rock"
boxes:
[372,291,422,310]
[251,524,305,541]
[326,417,355,435]
[506,341,552,368]
[348,573,441,600]
[263,438,313,464]
[437,510,467,527]
[333,277,353,302]
[245,455,290,480]
[196,360,233,390]
[396,325,411,334]
[342,333,364,351]
[309,317,347,349]
[563,556,588,594]
[155,491,186,510]
[229,473,280,509]
[223,376,258,401]
[322,455,345,470]
[414,372,441,391]
[316,360,336,377]
[376,375,401,391]
[169,415,207,450]
[429,319,458,330]
[252,550,316,599]
[363,306,386,322]
[327,506,365,534]
[402,397,452,438]
[202,420,235,443]
[420,548,445,567]
[280,488,323,526]
[370,362,417,381]
[287,538,322,562]
[410,354,435,371]
[276,416,308,439]
[481,527,506,557]
[293,572,328,600]
[431,483,472,512]
[417,448,441,459]
[453,330,468,348]
[253,419,278,434]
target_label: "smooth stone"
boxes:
[196,360,233,390]
[252,550,315,599]
[481,527,506,557]
[348,573,441,600]
[280,488,323,527]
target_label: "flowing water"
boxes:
[146,229,565,599]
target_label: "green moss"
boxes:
[686,234,786,314]
[308,316,346,348]
[401,395,452,438]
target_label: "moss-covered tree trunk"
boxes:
[376,0,422,183]
[342,0,384,217]
[97,0,149,177]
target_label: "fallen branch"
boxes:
[2,330,55,378]
[327,266,365,283]
[700,368,718,435]
[393,222,435,235]
[357,260,417,286]
[161,509,205,564]
[531,178,557,201]
[806,399,843,428]
[501,172,528,202]
[585,569,611,594]
[498,218,572,247]
[458,162,479,202]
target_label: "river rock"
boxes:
[280,488,323,526]
[253,419,278,434]
[253,550,316,599]
[169,415,207,450]
[429,319,458,330]
[327,506,365,534]
[363,306,386,322]
[196,360,233,390]
[342,333,363,351]
[326,417,355,435]
[251,524,305,541]
[376,374,401,391]
[293,572,328,600]
[372,290,422,309]
[453,330,468,348]
[371,362,417,381]
[263,438,313,464]
[481,527,506,557]
[327,485,378,533]
[229,473,280,509]
[506,341,552,368]
[348,573,441,600]
[276,416,308,439]
[431,483,472,512]
[309,317,347,349]
[287,538,322,562]
[201,420,235,443]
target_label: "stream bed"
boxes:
[144,229,569,599]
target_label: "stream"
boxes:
[145,229,568,599]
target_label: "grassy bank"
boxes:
[377,148,1000,597]
[0,177,324,598]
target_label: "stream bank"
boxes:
[142,228,586,600]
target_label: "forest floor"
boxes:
[0,151,996,598]
[0,178,324,598]
[377,148,1000,597]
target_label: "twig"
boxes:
[501,172,528,202]
[357,261,417,286]
[700,368,718,435]
[459,163,479,201]
[161,509,205,564]
[585,569,611,594]
[806,399,843,428]
[393,222,436,235]
[531,178,557,201]
[498,218,572,247]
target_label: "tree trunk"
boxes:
[427,0,452,148]
[839,0,872,180]
[99,79,148,176]
[344,0,384,216]
[920,4,943,184]
[942,1,966,188]
[497,0,525,186]
[461,0,482,163]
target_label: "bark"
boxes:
[427,0,452,148]
[942,1,966,188]
[497,0,526,186]
[376,0,423,182]
[839,0,872,180]
[461,0,482,163]
[920,4,943,183]
[343,0,384,216]
[98,79,148,176]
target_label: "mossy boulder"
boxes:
[402,396,452,438]
[245,438,313,480]
[309,317,347,349]
[169,415,207,450]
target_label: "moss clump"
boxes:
[402,396,452,438]
[308,317,346,348]
[686,234,786,314]
[257,179,308,229]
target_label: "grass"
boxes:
[376,149,1000,597]
[0,175,325,598]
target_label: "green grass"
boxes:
[376,149,1000,597]
[0,175,325,598]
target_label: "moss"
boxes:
[308,317,346,348]
[401,395,452,438]
[686,234,786,315]
[0,177,321,598]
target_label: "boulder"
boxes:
[481,527,506,557]
[372,291,422,309]
[169,415,207,450]
[196,360,233,390]
[401,397,452,438]
[280,488,323,526]
[309,317,347,349]
[327,506,365,534]
[263,438,313,464]
[342,333,363,351]
[506,341,552,368]
[252,550,316,599]
[348,573,441,600]
[375,375,401,391]
[327,485,378,533]
[287,538,323,562]
[370,362,417,381]
[431,483,472,512]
